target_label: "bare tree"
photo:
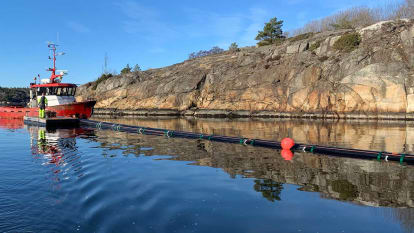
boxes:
[290,2,414,37]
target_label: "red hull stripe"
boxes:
[0,101,96,119]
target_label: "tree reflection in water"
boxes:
[253,179,284,202]
[329,180,359,201]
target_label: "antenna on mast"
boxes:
[46,42,67,83]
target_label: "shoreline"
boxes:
[92,108,414,121]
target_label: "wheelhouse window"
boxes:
[36,87,76,96]
[36,87,47,96]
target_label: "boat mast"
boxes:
[52,43,56,77]
[47,43,64,83]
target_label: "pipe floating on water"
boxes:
[79,119,414,165]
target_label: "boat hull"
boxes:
[0,101,96,119]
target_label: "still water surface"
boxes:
[1,117,414,233]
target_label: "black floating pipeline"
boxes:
[79,119,414,165]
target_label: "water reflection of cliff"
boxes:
[89,128,414,209]
[93,117,414,154]
[382,208,414,233]
[91,128,414,232]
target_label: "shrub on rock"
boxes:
[333,33,361,52]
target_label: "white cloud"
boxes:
[180,6,271,47]
[117,1,178,43]
[66,21,90,33]
[117,1,271,47]
[118,1,159,20]
[180,8,243,39]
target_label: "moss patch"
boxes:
[333,33,361,52]
[309,40,322,52]
[289,32,314,43]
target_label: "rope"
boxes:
[164,130,173,138]
[112,124,119,131]
[377,152,382,161]
[400,154,406,164]
[138,128,145,134]
[238,138,248,145]
[310,146,315,153]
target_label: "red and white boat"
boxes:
[0,43,95,119]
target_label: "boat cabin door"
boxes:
[29,88,38,108]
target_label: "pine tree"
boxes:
[133,64,141,72]
[255,17,285,45]
[229,42,239,52]
[120,64,131,74]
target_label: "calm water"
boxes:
[1,117,414,233]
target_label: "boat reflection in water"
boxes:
[26,125,88,185]
[0,118,24,130]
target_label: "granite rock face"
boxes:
[77,19,414,118]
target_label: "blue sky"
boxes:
[0,0,401,87]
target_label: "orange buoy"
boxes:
[281,138,295,150]
[281,149,294,161]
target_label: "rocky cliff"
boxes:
[77,19,414,119]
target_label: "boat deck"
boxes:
[24,116,79,128]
